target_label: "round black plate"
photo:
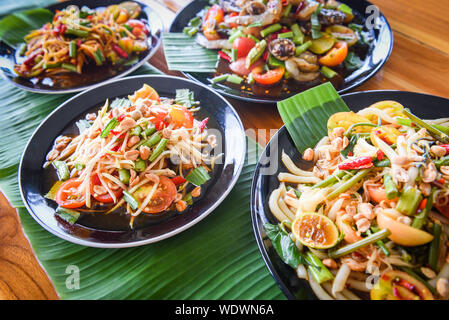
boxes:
[170,0,393,104]
[251,90,449,299]
[0,0,162,94]
[19,75,246,248]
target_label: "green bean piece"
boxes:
[428,223,442,271]
[313,170,348,189]
[374,159,391,167]
[305,251,334,284]
[142,132,161,148]
[143,124,156,137]
[149,138,168,162]
[119,168,130,184]
[328,229,391,259]
[53,161,69,181]
[320,66,337,79]
[260,23,282,38]
[282,3,292,17]
[248,34,260,43]
[18,43,27,56]
[268,54,285,68]
[383,174,399,200]
[344,122,378,136]
[278,31,293,39]
[396,187,422,216]
[368,229,390,256]
[228,29,244,44]
[245,39,266,68]
[231,48,238,62]
[130,126,142,136]
[295,40,312,56]
[435,155,449,169]
[134,159,146,172]
[327,169,372,199]
[291,23,304,45]
[44,62,61,69]
[412,187,436,229]
[61,63,78,72]
[69,40,77,58]
[403,108,449,143]
[65,28,89,37]
[123,190,139,210]
[93,49,105,66]
[226,74,244,84]
[211,74,230,83]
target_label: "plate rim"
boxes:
[0,0,163,94]
[250,90,449,299]
[169,0,394,104]
[18,74,246,248]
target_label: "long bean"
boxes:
[312,170,349,189]
[428,223,442,271]
[396,187,422,216]
[328,229,391,259]
[149,138,168,162]
[399,267,438,295]
[327,168,372,199]
[368,229,390,256]
[412,187,436,229]
[403,108,449,143]
[383,174,398,200]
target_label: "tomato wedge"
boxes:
[133,176,177,214]
[233,37,256,58]
[251,66,285,85]
[318,41,348,67]
[90,174,123,203]
[203,5,224,40]
[130,84,159,102]
[169,105,193,129]
[55,178,86,209]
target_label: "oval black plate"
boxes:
[251,91,449,299]
[19,75,246,248]
[170,0,393,104]
[0,0,162,94]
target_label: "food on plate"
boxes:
[44,84,221,228]
[15,2,150,79]
[267,99,449,300]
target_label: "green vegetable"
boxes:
[43,62,61,69]
[338,3,353,15]
[228,29,244,44]
[248,34,260,43]
[344,52,364,71]
[428,223,442,271]
[65,28,89,38]
[130,126,142,136]
[93,49,105,66]
[100,117,119,138]
[143,124,156,138]
[55,207,80,225]
[268,54,285,68]
[295,40,312,56]
[123,190,139,210]
[435,156,449,169]
[245,39,266,68]
[134,159,146,172]
[231,48,237,62]
[75,163,85,171]
[374,159,391,167]
[247,72,255,84]
[184,26,199,37]
[396,187,422,216]
[305,251,334,284]
[141,132,162,148]
[290,23,304,45]
[264,223,310,269]
[183,192,193,205]
[278,31,293,39]
[313,170,348,189]
[260,23,281,38]
[53,161,69,181]
[310,8,322,39]
[327,169,372,199]
[282,3,292,17]
[185,167,211,186]
[149,138,168,162]
[45,181,63,201]
[287,186,301,198]
[61,63,78,72]
[383,174,399,200]
[18,43,27,56]
[69,40,77,58]
[175,88,195,107]
[320,66,337,79]
[119,168,130,184]
[404,108,449,143]
[211,74,230,83]
[412,188,436,229]
[226,74,244,84]
[328,229,391,259]
[368,229,390,256]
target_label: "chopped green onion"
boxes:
[100,117,119,138]
[69,40,77,58]
[185,167,211,186]
[123,190,139,210]
[295,40,312,56]
[119,168,130,184]
[53,161,69,181]
[226,74,244,84]
[55,207,80,225]
[320,66,337,79]
[260,23,282,38]
[149,138,168,162]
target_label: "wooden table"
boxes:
[1,0,448,299]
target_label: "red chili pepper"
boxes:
[263,50,269,61]
[112,44,128,59]
[338,156,373,170]
[199,117,209,133]
[117,114,126,122]
[155,121,165,131]
[418,198,427,211]
[228,12,239,28]
[376,149,385,160]
[437,178,446,184]
[23,50,43,68]
[438,144,449,155]
[397,279,416,293]
[218,50,232,62]
[282,0,289,6]
[91,173,101,185]
[59,24,66,35]
[172,176,186,186]
[295,1,305,15]
[392,286,402,299]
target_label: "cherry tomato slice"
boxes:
[202,5,224,40]
[90,174,123,203]
[318,41,348,67]
[233,37,256,58]
[130,84,159,102]
[169,105,194,129]
[134,176,177,214]
[251,66,285,85]
[55,179,86,209]
[204,5,224,24]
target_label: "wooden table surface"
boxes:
[1,0,448,299]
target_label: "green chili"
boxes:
[305,251,334,284]
[100,117,119,138]
[149,138,168,162]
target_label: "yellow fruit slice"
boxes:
[292,212,339,249]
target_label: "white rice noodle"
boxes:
[327,198,344,221]
[284,196,300,209]
[358,107,396,124]
[332,263,351,297]
[278,197,296,221]
[342,288,362,300]
[322,282,347,300]
[346,279,371,292]
[278,172,322,184]
[269,188,290,223]
[296,264,308,280]
[307,269,334,300]
[281,151,315,176]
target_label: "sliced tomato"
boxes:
[251,66,285,85]
[55,178,86,209]
[202,5,224,40]
[130,84,159,102]
[133,176,177,214]
[90,174,123,203]
[318,41,348,67]
[204,5,224,24]
[169,105,194,129]
[227,12,239,28]
[126,19,149,36]
[229,57,263,76]
[233,37,256,58]
[203,29,221,40]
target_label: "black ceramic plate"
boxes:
[170,0,393,104]
[251,90,449,299]
[0,0,162,94]
[19,75,246,248]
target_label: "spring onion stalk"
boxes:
[305,251,334,284]
[432,124,449,135]
[320,66,337,79]
[260,23,282,38]
[403,108,449,143]
[56,207,80,225]
[295,40,312,56]
[399,267,438,295]
[100,117,119,138]
[61,63,78,72]
[141,132,161,148]
[65,28,89,37]
[226,74,244,84]
[327,169,372,199]
[69,40,77,58]
[412,187,436,229]
[118,168,130,184]
[428,223,442,271]
[134,159,146,172]
[313,170,348,189]
[328,229,391,259]
[291,23,304,44]
[123,190,139,210]
[53,161,70,181]
[396,187,422,216]
[396,117,412,127]
[383,174,398,200]
[185,167,210,186]
[367,229,390,256]
[149,138,168,162]
[211,74,230,83]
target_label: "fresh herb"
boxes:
[110,97,131,109]
[175,89,195,107]
[53,161,69,181]
[100,117,119,138]
[185,167,211,186]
